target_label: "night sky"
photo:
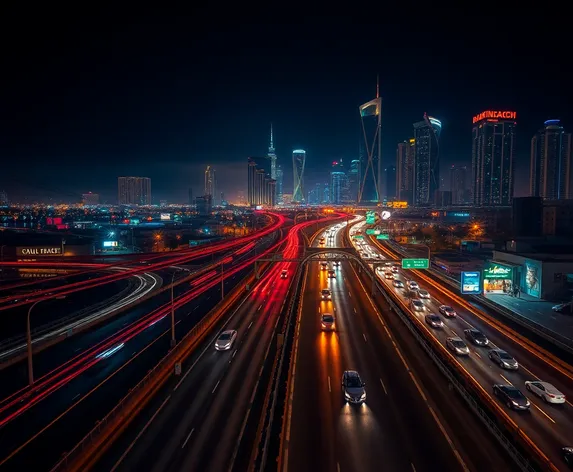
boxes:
[1,12,571,203]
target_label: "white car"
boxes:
[417,289,430,299]
[411,299,425,311]
[215,330,238,351]
[525,381,566,404]
[406,280,419,290]
[384,272,394,280]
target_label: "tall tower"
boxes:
[268,123,277,179]
[530,119,571,200]
[276,165,284,203]
[205,166,216,202]
[413,114,442,206]
[292,149,306,203]
[358,77,382,203]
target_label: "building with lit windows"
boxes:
[82,192,99,205]
[450,166,468,205]
[348,159,361,203]
[413,114,442,206]
[292,149,306,203]
[330,160,350,204]
[247,156,275,207]
[530,119,571,200]
[276,165,284,203]
[118,177,151,205]
[396,138,415,204]
[204,166,216,203]
[471,110,516,206]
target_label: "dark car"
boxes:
[464,329,489,346]
[562,447,573,468]
[493,384,530,410]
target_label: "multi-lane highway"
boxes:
[91,219,326,472]
[352,221,573,471]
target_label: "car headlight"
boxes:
[502,362,509,367]
[511,400,519,406]
[345,392,351,399]
[360,392,366,400]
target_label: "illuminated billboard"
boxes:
[160,213,171,221]
[461,271,481,294]
[365,211,376,224]
[472,110,517,124]
[382,201,408,209]
[103,241,118,247]
[523,259,541,299]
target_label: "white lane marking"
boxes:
[379,378,387,394]
[473,351,481,359]
[411,464,417,472]
[500,374,512,385]
[328,376,331,393]
[258,305,262,311]
[337,463,341,472]
[353,307,357,314]
[212,380,221,394]
[348,291,352,297]
[363,333,367,342]
[248,321,253,329]
[232,349,238,358]
[531,403,556,424]
[181,428,195,448]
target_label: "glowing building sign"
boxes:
[472,110,517,124]
[483,263,513,279]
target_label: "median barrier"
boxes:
[51,264,269,472]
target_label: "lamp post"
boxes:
[27,296,66,385]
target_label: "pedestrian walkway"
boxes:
[484,293,573,340]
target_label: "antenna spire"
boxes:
[376,74,379,98]
[270,123,274,148]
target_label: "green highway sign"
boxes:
[376,234,390,240]
[402,258,429,269]
[365,229,376,235]
[352,235,364,239]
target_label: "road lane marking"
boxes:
[500,374,512,385]
[212,380,221,394]
[379,378,387,394]
[328,376,331,393]
[258,305,262,311]
[520,364,538,378]
[248,321,253,329]
[233,349,238,358]
[354,307,357,314]
[411,464,417,472]
[337,463,340,472]
[348,291,352,297]
[363,333,367,342]
[181,428,195,448]
[474,351,481,358]
[532,403,556,423]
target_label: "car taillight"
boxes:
[548,393,555,398]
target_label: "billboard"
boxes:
[160,213,171,221]
[17,246,62,256]
[382,201,408,208]
[483,262,513,279]
[365,211,376,224]
[461,271,481,294]
[103,241,118,247]
[523,259,541,298]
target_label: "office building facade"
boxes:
[118,177,151,205]
[82,192,99,205]
[330,161,350,204]
[471,110,516,206]
[247,156,275,207]
[348,159,361,203]
[275,165,284,203]
[204,166,216,203]
[449,166,468,205]
[292,149,306,203]
[530,119,571,200]
[413,114,442,206]
[396,139,415,204]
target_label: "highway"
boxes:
[0,227,285,471]
[353,221,573,471]
[92,219,323,472]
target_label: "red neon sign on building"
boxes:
[472,110,516,124]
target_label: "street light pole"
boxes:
[27,296,65,385]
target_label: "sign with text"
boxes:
[365,229,376,235]
[376,234,390,240]
[483,262,513,279]
[17,246,62,257]
[352,235,364,240]
[402,258,429,269]
[461,271,481,294]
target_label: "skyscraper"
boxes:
[396,139,415,204]
[118,177,151,205]
[204,166,216,203]
[276,165,284,203]
[450,166,468,204]
[247,157,275,207]
[471,110,516,206]
[268,123,277,179]
[385,166,396,200]
[348,159,361,203]
[413,114,442,206]
[358,78,382,203]
[330,160,349,204]
[292,149,306,203]
[530,119,571,200]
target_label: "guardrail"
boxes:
[348,230,554,472]
[50,265,269,472]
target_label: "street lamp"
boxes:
[170,269,183,348]
[27,296,66,385]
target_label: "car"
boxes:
[425,314,443,328]
[411,299,425,312]
[391,266,399,273]
[321,289,332,300]
[383,262,393,266]
[562,447,573,468]
[392,279,404,288]
[384,272,394,280]
[439,305,457,318]
[321,313,335,331]
[552,302,573,314]
[524,381,566,404]
[280,269,288,279]
[406,280,419,290]
[328,269,336,278]
[215,330,238,351]
[488,349,518,370]
[464,328,489,346]
[418,289,430,299]
[446,337,470,356]
[493,384,530,410]
[342,370,366,404]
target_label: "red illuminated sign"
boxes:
[472,110,516,124]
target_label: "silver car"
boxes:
[525,381,566,404]
[215,330,237,351]
[418,289,430,299]
[446,337,470,356]
[488,349,518,370]
[342,370,366,404]
[411,299,425,312]
[425,314,443,328]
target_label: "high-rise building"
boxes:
[348,159,361,203]
[276,165,284,203]
[449,166,468,205]
[204,166,216,203]
[118,177,151,205]
[413,114,442,206]
[385,166,396,200]
[196,194,212,216]
[530,119,571,200]
[358,78,382,203]
[330,161,349,204]
[268,123,277,179]
[471,110,517,206]
[247,157,275,207]
[292,149,306,203]
[82,192,99,205]
[0,190,9,206]
[396,139,415,204]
